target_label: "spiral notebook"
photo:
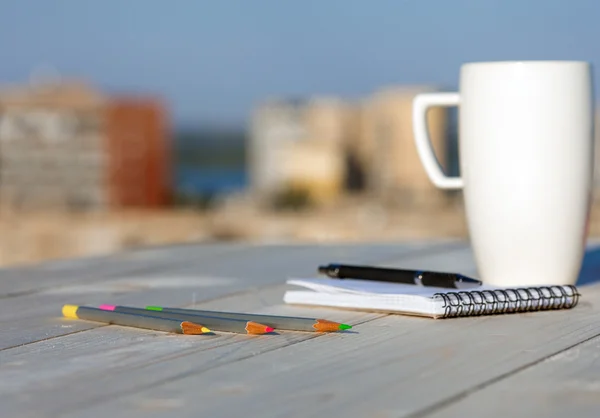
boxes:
[283,278,581,318]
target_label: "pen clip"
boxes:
[414,271,424,286]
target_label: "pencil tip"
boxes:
[313,319,347,332]
[245,321,272,335]
[339,324,352,330]
[180,321,211,335]
[265,327,275,333]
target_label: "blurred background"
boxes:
[2,0,600,267]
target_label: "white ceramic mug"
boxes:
[412,60,594,287]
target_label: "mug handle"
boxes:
[412,92,463,189]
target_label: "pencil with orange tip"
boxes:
[99,305,274,335]
[143,305,352,332]
[62,305,211,335]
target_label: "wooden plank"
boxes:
[0,242,455,349]
[62,284,600,417]
[0,284,383,417]
[425,324,600,417]
[0,317,98,351]
[0,240,453,300]
[0,239,372,291]
[0,242,251,298]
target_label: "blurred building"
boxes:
[249,97,351,205]
[0,81,171,211]
[360,86,453,207]
[248,86,454,208]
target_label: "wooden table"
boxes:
[1,239,600,418]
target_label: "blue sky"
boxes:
[0,0,598,127]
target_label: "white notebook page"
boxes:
[286,277,503,296]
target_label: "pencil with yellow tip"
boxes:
[99,305,275,335]
[62,305,211,335]
[142,305,352,332]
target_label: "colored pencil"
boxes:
[99,305,274,335]
[142,305,352,332]
[62,305,211,335]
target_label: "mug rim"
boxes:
[462,60,590,68]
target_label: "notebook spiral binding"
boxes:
[433,285,580,318]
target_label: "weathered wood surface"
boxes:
[0,240,599,418]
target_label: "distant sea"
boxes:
[174,166,248,196]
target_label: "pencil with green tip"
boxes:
[98,305,274,335]
[140,305,352,332]
[62,305,211,335]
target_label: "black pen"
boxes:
[317,263,482,289]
